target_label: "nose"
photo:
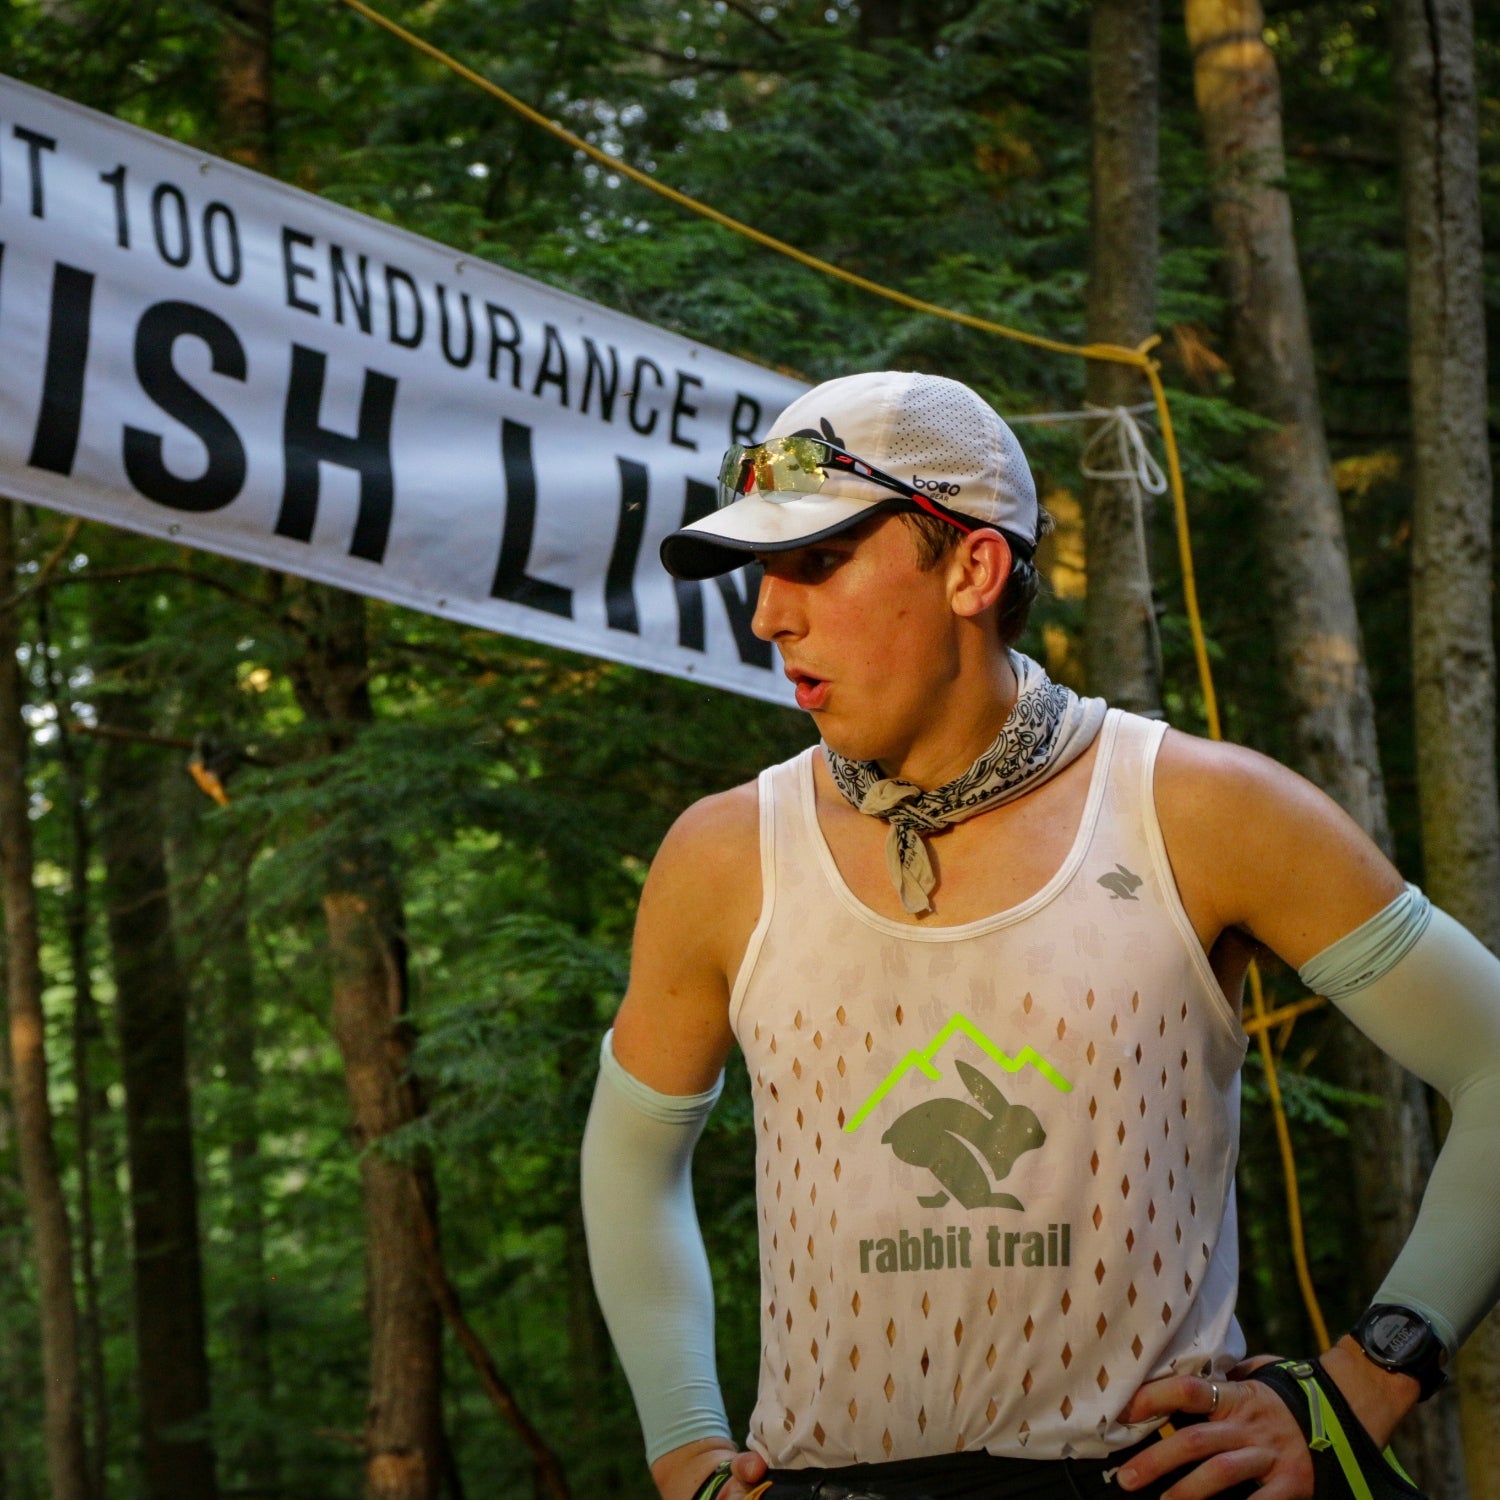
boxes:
[751,565,802,643]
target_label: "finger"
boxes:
[1119,1374,1213,1424]
[732,1451,768,1483]
[1157,1445,1274,1500]
[1116,1416,1242,1490]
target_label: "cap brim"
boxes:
[660,494,895,581]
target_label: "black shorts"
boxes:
[757,1430,1258,1499]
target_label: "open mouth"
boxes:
[785,666,829,712]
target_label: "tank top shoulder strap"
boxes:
[1075,708,1169,885]
[766,745,823,877]
[1102,708,1169,790]
[729,747,819,1030]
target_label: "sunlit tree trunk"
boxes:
[286,583,444,1500]
[1183,4,1450,1487]
[1394,0,1496,1490]
[1083,0,1162,716]
[0,501,90,1500]
[1184,0,1389,831]
[92,589,218,1500]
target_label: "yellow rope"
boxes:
[1248,965,1332,1350]
[336,0,1324,1349]
[1241,994,1328,1040]
[338,0,1152,367]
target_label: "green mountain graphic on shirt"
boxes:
[845,1012,1072,1211]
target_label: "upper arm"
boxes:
[1154,729,1406,971]
[610,780,762,1096]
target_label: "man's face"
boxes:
[752,514,963,765]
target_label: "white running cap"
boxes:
[660,370,1039,581]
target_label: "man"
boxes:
[581,371,1500,1499]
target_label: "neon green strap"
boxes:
[692,1459,735,1500]
[1282,1362,1413,1500]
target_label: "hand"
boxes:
[1114,1358,1314,1499]
[651,1437,770,1500]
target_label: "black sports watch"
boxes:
[1350,1304,1449,1401]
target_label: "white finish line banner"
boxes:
[0,74,807,705]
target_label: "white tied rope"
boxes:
[1005,402,1165,688]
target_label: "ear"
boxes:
[947,528,1013,619]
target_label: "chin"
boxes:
[817,721,889,766]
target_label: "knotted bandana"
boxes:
[824,652,1108,915]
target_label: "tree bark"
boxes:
[1182,4,1449,1488]
[1184,0,1390,836]
[1394,0,1497,1491]
[0,880,44,1500]
[37,586,111,1500]
[1084,0,1163,716]
[286,583,444,1500]
[92,590,218,1500]
[219,852,281,1496]
[0,972,39,1500]
[219,0,275,170]
[0,501,90,1500]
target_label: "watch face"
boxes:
[1366,1309,1426,1364]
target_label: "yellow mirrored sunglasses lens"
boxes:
[755,438,825,494]
[717,437,832,507]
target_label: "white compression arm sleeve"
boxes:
[1299,896,1500,1354]
[579,1030,730,1464]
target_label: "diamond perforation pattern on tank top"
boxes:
[743,838,1241,1467]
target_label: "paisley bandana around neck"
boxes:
[824,652,1108,915]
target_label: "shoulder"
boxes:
[1151,728,1404,966]
[646,777,762,910]
[611,777,764,1091]
[1152,727,1335,829]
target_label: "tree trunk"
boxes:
[286,582,444,1500]
[38,586,111,1500]
[1394,0,1496,1491]
[1184,0,1390,835]
[92,590,218,1500]
[0,501,90,1500]
[1182,4,1449,1488]
[209,16,286,1488]
[219,853,281,1496]
[0,905,45,1500]
[220,0,275,170]
[1084,0,1163,716]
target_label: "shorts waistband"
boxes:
[759,1429,1181,1500]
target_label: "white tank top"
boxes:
[729,710,1248,1467]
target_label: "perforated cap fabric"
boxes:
[659,371,1039,580]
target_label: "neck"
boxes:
[876,649,1020,789]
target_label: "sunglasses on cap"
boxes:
[716,436,977,535]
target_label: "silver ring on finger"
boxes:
[1207,1379,1221,1417]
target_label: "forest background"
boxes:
[0,1,1496,1498]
